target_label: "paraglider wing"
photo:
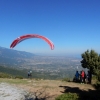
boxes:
[10,34,54,50]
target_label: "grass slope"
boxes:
[0,66,27,78]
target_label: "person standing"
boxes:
[87,70,92,84]
[30,70,32,78]
[28,71,30,78]
[81,70,85,84]
[75,71,79,82]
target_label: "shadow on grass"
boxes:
[59,85,100,100]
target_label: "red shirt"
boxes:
[81,71,84,78]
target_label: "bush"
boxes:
[55,93,79,100]
[15,76,23,79]
[0,72,12,78]
[97,73,100,82]
[62,78,70,82]
[94,81,100,90]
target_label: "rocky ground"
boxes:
[0,83,35,100]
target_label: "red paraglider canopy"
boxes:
[10,34,54,50]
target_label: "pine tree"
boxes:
[81,49,100,83]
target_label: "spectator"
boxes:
[87,70,92,84]
[28,71,30,78]
[75,71,79,82]
[81,70,85,84]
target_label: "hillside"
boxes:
[0,66,27,78]
[0,46,35,67]
[0,78,99,100]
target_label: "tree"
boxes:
[81,49,100,83]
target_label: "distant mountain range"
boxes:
[0,46,35,67]
[0,46,82,69]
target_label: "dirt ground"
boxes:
[15,79,96,100]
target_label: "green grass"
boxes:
[55,93,79,100]
[0,78,28,84]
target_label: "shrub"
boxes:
[94,81,100,90]
[62,78,70,82]
[0,72,12,78]
[55,92,79,100]
[15,76,23,79]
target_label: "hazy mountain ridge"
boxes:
[0,46,81,67]
[0,46,35,58]
[0,46,35,66]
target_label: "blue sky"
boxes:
[0,0,100,57]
